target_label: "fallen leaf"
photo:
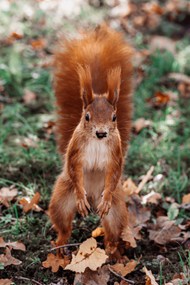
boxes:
[167,203,179,220]
[149,36,176,55]
[65,237,108,273]
[121,226,137,248]
[0,237,26,251]
[182,193,190,204]
[23,89,37,104]
[0,247,22,266]
[92,227,104,238]
[74,266,109,285]
[123,178,138,196]
[19,192,43,213]
[133,118,151,133]
[142,191,162,205]
[148,216,181,245]
[42,253,69,272]
[0,279,13,285]
[168,73,190,85]
[143,266,159,285]
[31,38,46,49]
[0,186,18,208]
[143,2,164,15]
[110,260,138,276]
[15,135,39,149]
[147,92,170,108]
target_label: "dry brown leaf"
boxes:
[136,166,154,194]
[65,237,108,273]
[143,267,159,285]
[149,36,176,55]
[15,135,39,149]
[121,226,137,248]
[133,118,151,133]
[168,73,190,85]
[0,279,13,285]
[142,191,162,205]
[149,216,181,245]
[23,89,37,104]
[110,260,138,277]
[31,39,46,49]
[92,227,104,238]
[182,193,190,204]
[147,92,170,108]
[123,178,138,196]
[42,253,69,272]
[0,186,18,208]
[19,192,43,213]
[143,2,164,15]
[74,266,109,285]
[0,237,26,251]
[0,247,22,266]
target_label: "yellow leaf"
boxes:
[92,227,104,238]
[65,238,108,273]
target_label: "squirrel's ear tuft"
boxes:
[107,66,121,108]
[77,65,93,108]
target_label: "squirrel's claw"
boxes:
[97,198,112,219]
[76,196,90,217]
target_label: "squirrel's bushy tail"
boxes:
[54,25,133,155]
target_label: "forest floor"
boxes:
[0,0,190,284]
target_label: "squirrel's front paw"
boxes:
[97,194,112,218]
[76,195,90,217]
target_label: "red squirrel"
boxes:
[49,25,133,255]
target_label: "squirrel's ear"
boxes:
[107,66,121,108]
[77,65,93,108]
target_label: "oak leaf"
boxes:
[19,192,43,213]
[74,266,109,285]
[121,226,137,248]
[110,260,138,276]
[182,193,190,204]
[142,191,161,205]
[0,279,13,285]
[23,89,37,104]
[65,237,108,273]
[0,237,26,251]
[42,253,69,272]
[148,216,181,245]
[92,227,104,238]
[0,186,18,208]
[123,178,138,196]
[143,267,159,285]
[0,247,22,266]
[133,118,151,134]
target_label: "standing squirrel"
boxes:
[49,25,133,256]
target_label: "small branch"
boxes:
[108,266,135,284]
[14,276,45,285]
[50,243,81,251]
[136,166,154,194]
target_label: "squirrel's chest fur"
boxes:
[83,139,109,205]
[83,138,109,171]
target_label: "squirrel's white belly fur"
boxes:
[83,139,109,206]
[83,138,109,171]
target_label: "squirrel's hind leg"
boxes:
[49,175,76,253]
[102,188,128,259]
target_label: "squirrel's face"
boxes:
[78,65,121,140]
[82,96,117,140]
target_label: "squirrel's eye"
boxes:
[85,113,90,121]
[112,114,117,122]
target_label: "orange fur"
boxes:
[49,25,133,257]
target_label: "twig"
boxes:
[14,276,45,285]
[108,266,135,284]
[136,166,154,194]
[50,242,81,251]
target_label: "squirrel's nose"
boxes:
[96,131,107,139]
